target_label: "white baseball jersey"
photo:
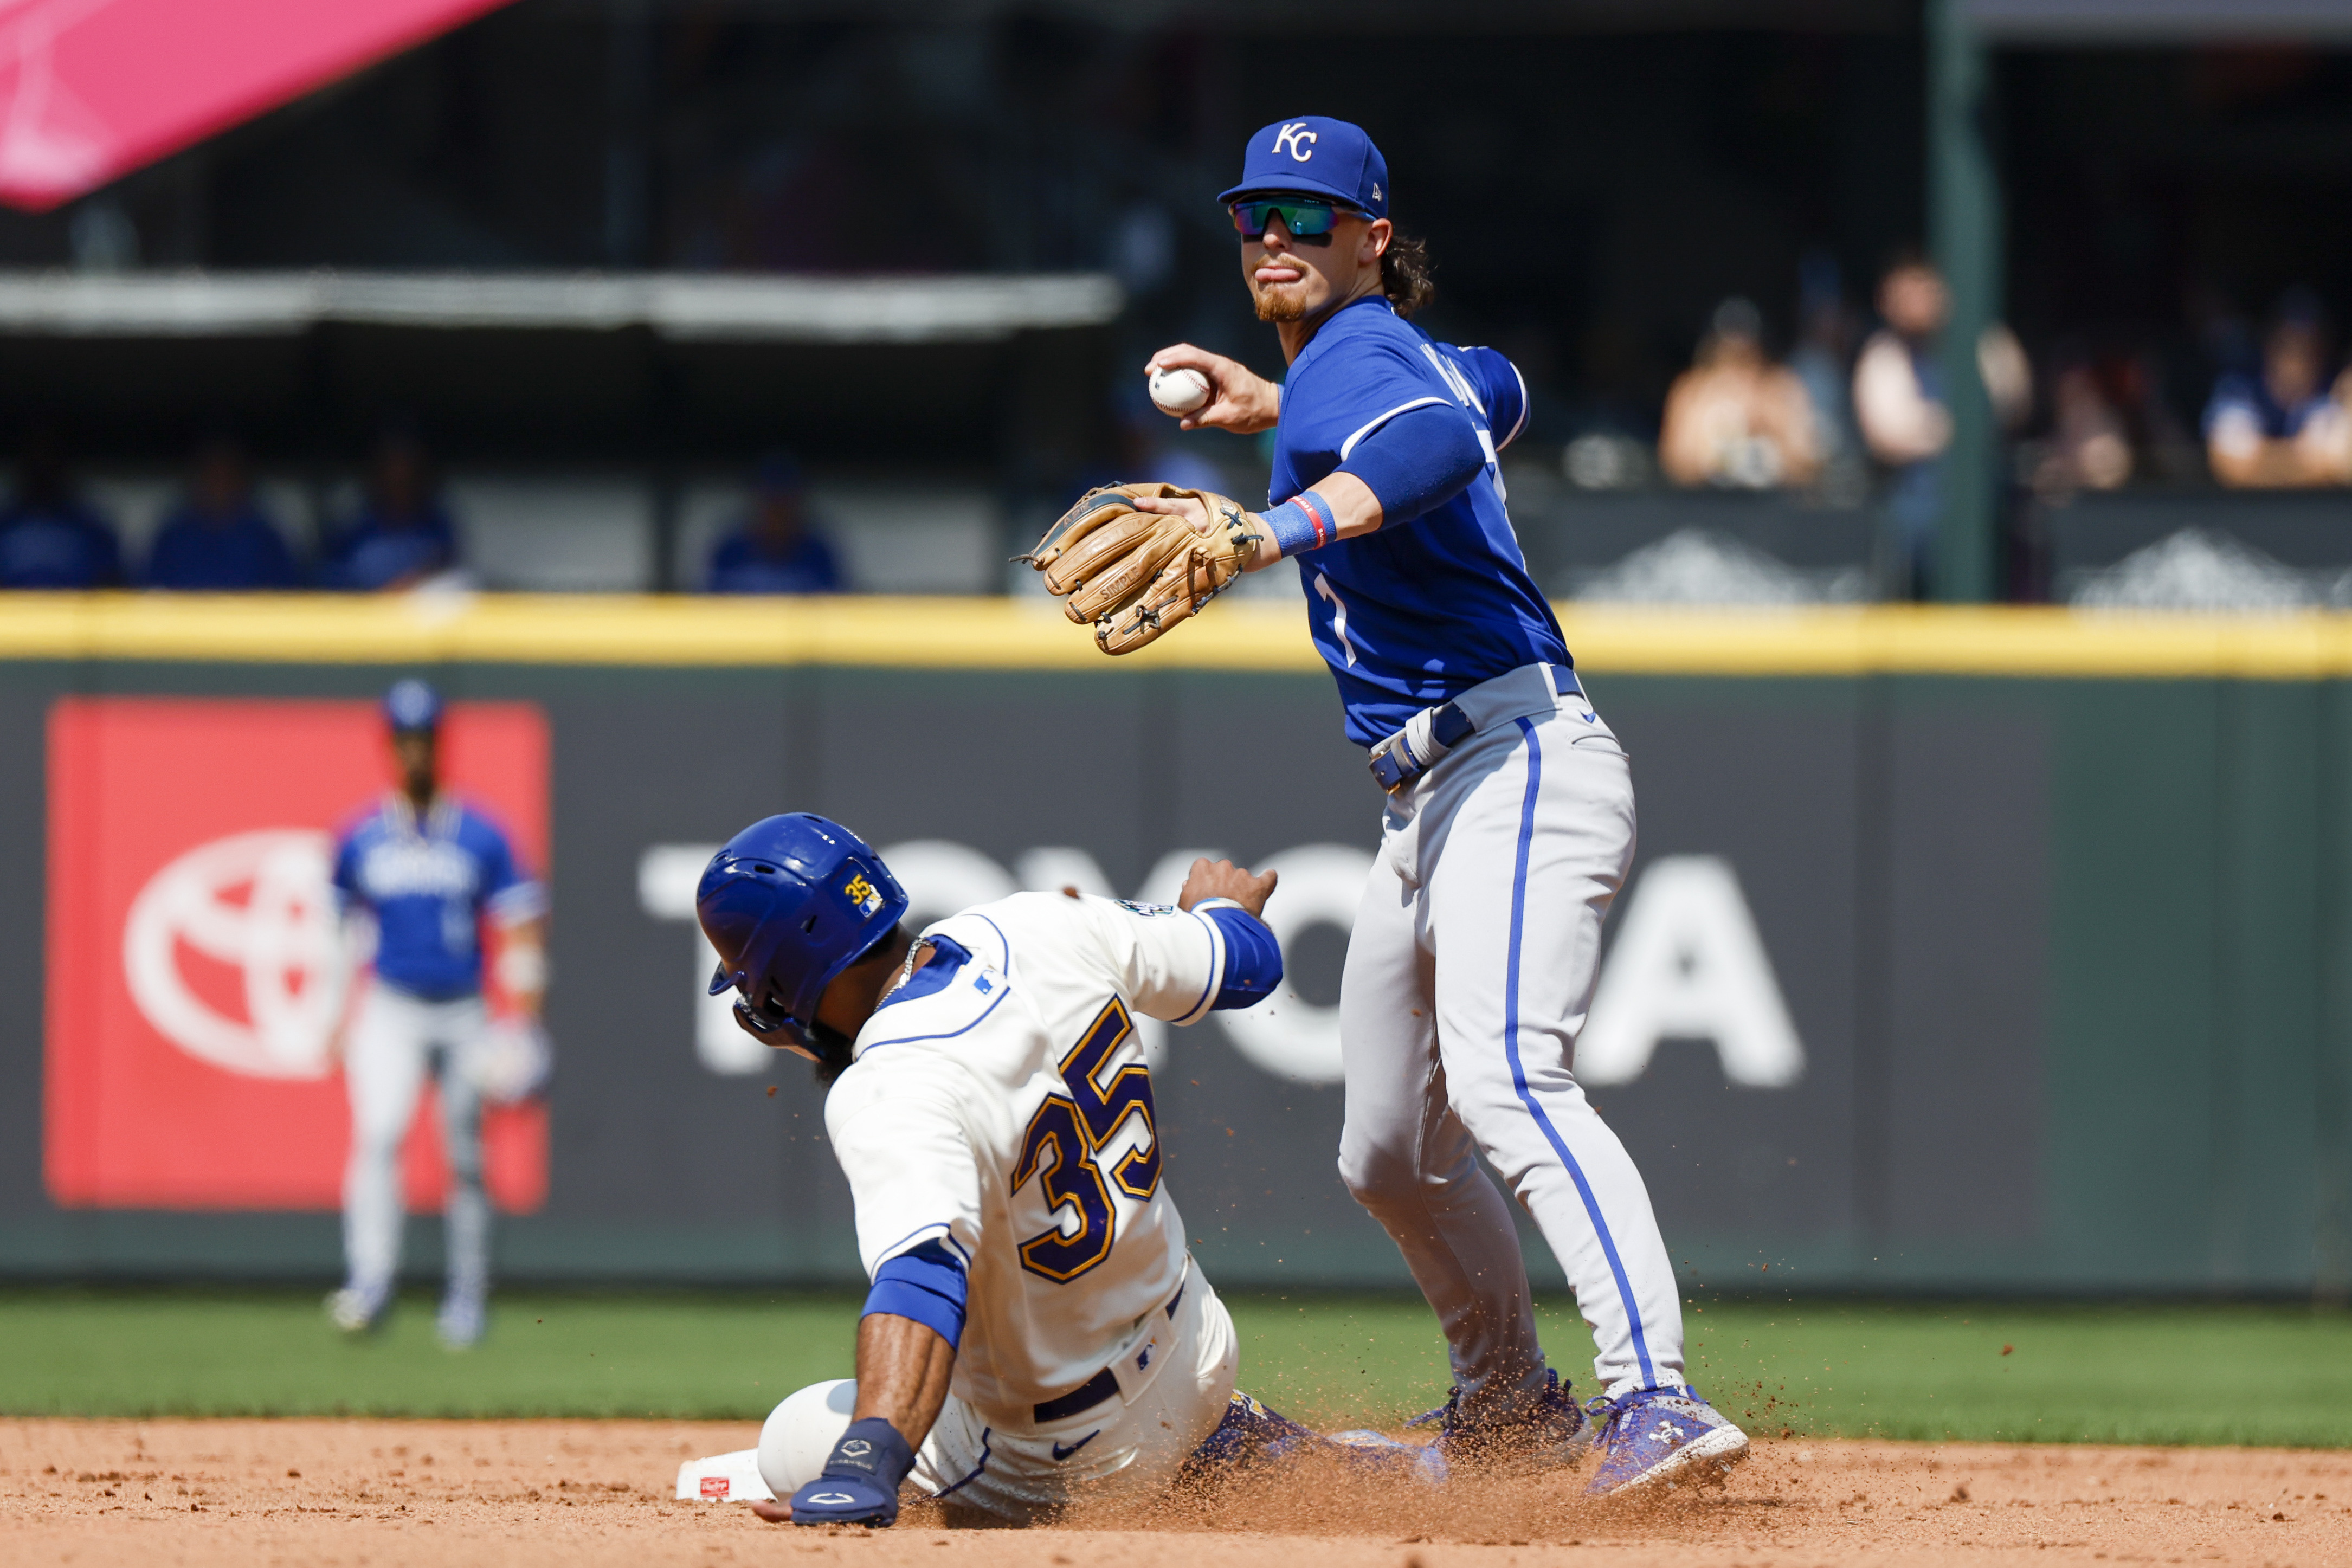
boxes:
[824,891,1235,1414]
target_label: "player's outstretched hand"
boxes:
[1177,857,1278,918]
[1147,344,1281,434]
[784,1472,899,1527]
[750,1499,792,1523]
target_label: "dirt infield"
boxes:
[4,1418,2345,1567]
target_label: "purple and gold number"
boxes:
[1010,1096,1116,1281]
[1009,998,1161,1282]
[1058,998,1161,1200]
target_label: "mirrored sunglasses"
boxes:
[1228,198,1359,244]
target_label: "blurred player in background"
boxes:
[324,679,547,1347]
[317,430,461,592]
[0,424,123,590]
[681,814,1433,1526]
[703,452,845,594]
[143,434,301,591]
[1138,116,1747,1497]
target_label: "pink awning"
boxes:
[0,0,515,213]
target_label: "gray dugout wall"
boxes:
[3,652,2344,1298]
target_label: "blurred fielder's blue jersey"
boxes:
[1270,296,1568,748]
[332,795,544,1001]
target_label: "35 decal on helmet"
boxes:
[843,874,883,918]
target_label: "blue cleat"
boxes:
[1414,1367,1591,1473]
[1582,1385,1749,1498]
[1180,1390,1322,1483]
[1181,1393,1447,1486]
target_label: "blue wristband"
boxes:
[1261,489,1336,558]
[823,1417,916,1488]
[791,1417,914,1527]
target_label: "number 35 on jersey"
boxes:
[1011,997,1161,1283]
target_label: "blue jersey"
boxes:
[1270,295,1568,748]
[332,793,543,1001]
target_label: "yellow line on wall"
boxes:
[5,592,2352,679]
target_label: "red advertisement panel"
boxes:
[45,697,551,1211]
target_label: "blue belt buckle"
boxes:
[1369,736,1415,792]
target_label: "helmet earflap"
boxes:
[732,992,801,1043]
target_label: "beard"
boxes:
[1252,279,1309,323]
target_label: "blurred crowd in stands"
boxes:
[1654,253,2352,513]
[1641,250,2352,597]
[12,252,2352,599]
[0,429,845,595]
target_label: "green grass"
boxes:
[1234,1294,2352,1447]
[5,1288,2349,1448]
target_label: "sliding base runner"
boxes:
[676,814,1439,1526]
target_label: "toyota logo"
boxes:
[121,829,347,1080]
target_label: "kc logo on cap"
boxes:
[1220,115,1389,220]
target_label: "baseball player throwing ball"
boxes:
[324,680,547,1348]
[680,812,1434,1526]
[1024,117,1747,1497]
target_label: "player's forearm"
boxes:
[325,909,368,1056]
[1245,471,1382,570]
[494,915,547,1016]
[1251,406,1488,569]
[850,1312,957,1447]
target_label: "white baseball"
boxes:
[1148,365,1212,417]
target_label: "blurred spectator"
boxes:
[0,427,122,589]
[2030,360,2134,499]
[2201,291,2352,487]
[1787,253,1865,497]
[704,454,843,595]
[145,437,300,590]
[1659,298,1820,489]
[1853,254,2031,594]
[318,432,460,591]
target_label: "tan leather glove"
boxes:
[1024,482,1265,655]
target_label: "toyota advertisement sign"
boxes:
[0,663,2051,1291]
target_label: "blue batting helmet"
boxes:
[695,814,908,1048]
[383,678,443,733]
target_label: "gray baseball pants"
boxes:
[1337,663,1684,1410]
[341,984,490,1304]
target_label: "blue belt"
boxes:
[1030,1280,1185,1425]
[1367,667,1583,793]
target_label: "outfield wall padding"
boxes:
[2,595,2347,1297]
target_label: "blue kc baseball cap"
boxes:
[1219,117,1389,220]
[383,678,443,734]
